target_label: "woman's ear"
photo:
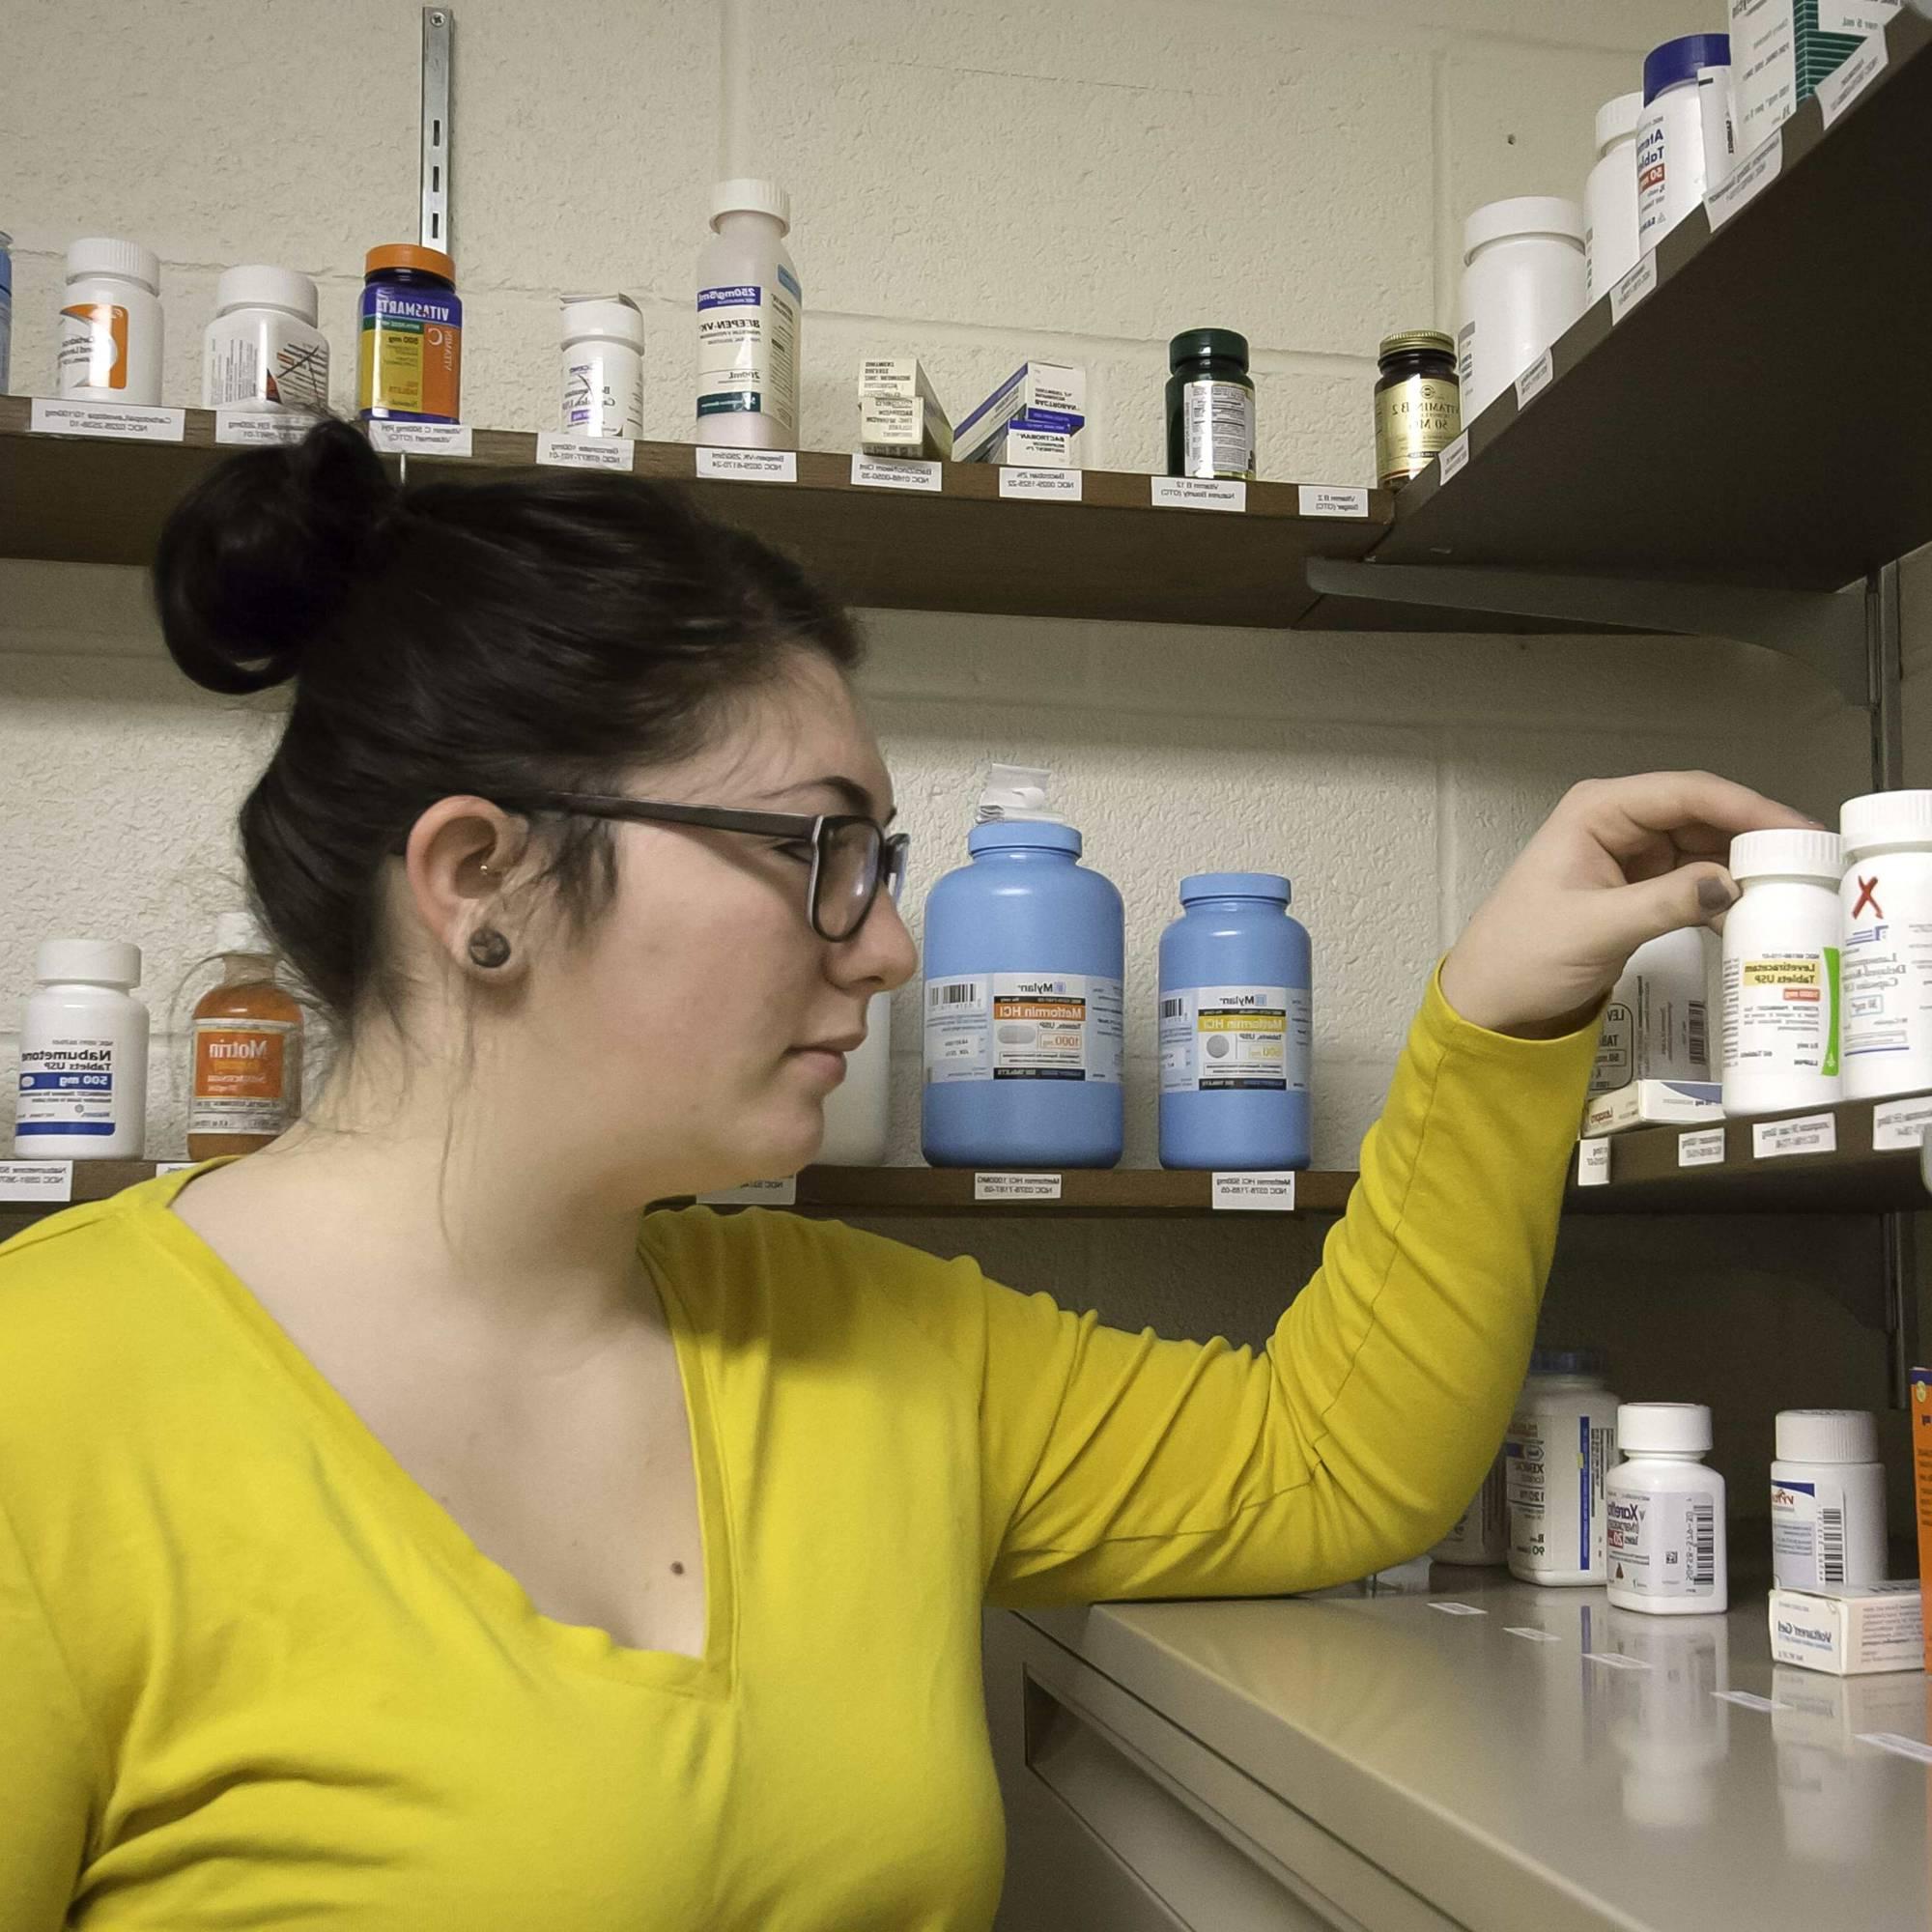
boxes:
[402,797,534,983]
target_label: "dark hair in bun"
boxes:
[153,417,859,1024]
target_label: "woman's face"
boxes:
[516,654,918,1201]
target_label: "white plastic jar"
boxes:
[696,178,801,449]
[1584,92,1644,302]
[203,265,329,412]
[14,939,150,1160]
[1839,790,1932,1102]
[560,292,646,438]
[57,237,163,405]
[1771,1408,1888,1591]
[1719,828,1843,1118]
[1507,1349,1620,1586]
[1635,34,1732,253]
[1432,1448,1508,1565]
[1456,197,1585,420]
[1606,1404,1728,1616]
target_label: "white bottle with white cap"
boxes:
[57,238,164,405]
[1584,93,1644,302]
[1456,197,1585,419]
[1772,1409,1888,1591]
[695,179,801,449]
[14,940,150,1160]
[1719,828,1843,1118]
[203,265,329,412]
[1839,790,1932,1102]
[561,293,646,438]
[1606,1403,1727,1616]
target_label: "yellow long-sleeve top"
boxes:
[0,973,1594,1929]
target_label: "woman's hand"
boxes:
[1439,771,1822,1037]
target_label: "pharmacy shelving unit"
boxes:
[6,12,1932,1358]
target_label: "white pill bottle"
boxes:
[1584,92,1644,302]
[560,293,646,438]
[1456,197,1585,420]
[14,939,150,1160]
[203,265,329,412]
[1507,1348,1620,1586]
[1606,1403,1727,1616]
[1432,1448,1509,1565]
[1719,828,1843,1117]
[58,238,164,406]
[1839,790,1932,1102]
[1771,1408,1888,1591]
[1635,34,1731,252]
[695,179,801,450]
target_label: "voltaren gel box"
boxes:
[1768,1580,1924,1675]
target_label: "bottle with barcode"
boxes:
[1606,1404,1727,1616]
[1771,1409,1887,1592]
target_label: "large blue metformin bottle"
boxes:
[922,767,1124,1169]
[1158,872,1312,1170]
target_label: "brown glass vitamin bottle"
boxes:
[187,912,304,1161]
[1374,330,1461,489]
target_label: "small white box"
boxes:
[857,358,952,460]
[1769,1580,1924,1675]
[953,361,1087,467]
[1582,1079,1723,1136]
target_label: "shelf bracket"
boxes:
[420,7,453,254]
[1304,558,1869,711]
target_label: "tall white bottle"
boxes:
[696,179,801,449]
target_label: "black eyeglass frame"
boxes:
[486,792,910,942]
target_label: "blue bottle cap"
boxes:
[1179,871,1291,906]
[1530,1346,1607,1378]
[968,819,1083,858]
[1642,33,1730,102]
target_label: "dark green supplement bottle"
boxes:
[1166,328,1255,481]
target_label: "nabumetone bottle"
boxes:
[187,913,304,1161]
[14,940,149,1159]
[1606,1403,1728,1615]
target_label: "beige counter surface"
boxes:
[1018,1570,1932,1931]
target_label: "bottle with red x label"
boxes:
[1840,791,1932,1103]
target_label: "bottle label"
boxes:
[1158,984,1309,1094]
[1605,1483,1719,1598]
[1591,980,1709,1093]
[1180,380,1253,479]
[57,301,129,391]
[1507,1410,1615,1576]
[16,1037,119,1137]
[1374,376,1461,488]
[189,1019,299,1137]
[358,285,462,423]
[1634,107,1670,244]
[1455,322,1475,390]
[1771,1476,1848,1589]
[696,267,801,439]
[1840,867,1932,1070]
[1720,950,1840,1077]
[206,320,330,412]
[562,349,645,438]
[923,973,1123,1087]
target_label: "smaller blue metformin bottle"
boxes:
[922,767,1124,1169]
[1158,873,1312,1170]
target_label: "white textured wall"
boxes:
[0,1,1912,1507]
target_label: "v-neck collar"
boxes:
[126,1164,738,1701]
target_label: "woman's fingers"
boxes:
[1563,772,1819,861]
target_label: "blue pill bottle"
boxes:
[1158,872,1312,1170]
[922,777,1124,1170]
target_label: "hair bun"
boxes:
[154,417,396,696]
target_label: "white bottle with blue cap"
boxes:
[1636,33,1733,251]
[1157,872,1312,1171]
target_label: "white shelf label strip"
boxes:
[1706,132,1781,230]
[1751,1112,1836,1159]
[214,409,321,446]
[367,420,472,456]
[1503,1627,1562,1643]
[1296,485,1369,519]
[1583,1652,1651,1671]
[1816,34,1888,128]
[698,447,797,483]
[1150,476,1246,512]
[155,1161,197,1176]
[851,454,941,493]
[1211,1172,1297,1212]
[29,399,185,443]
[999,467,1082,500]
[0,1161,74,1203]
[975,1173,1064,1203]
[1436,433,1470,485]
[696,1177,798,1207]
[1609,253,1658,326]
[536,431,635,470]
[1577,1137,1611,1186]
[1678,1127,1726,1169]
[1428,1602,1487,1616]
[1872,1095,1932,1151]
[1714,1690,1789,1713]
[1859,1731,1932,1766]
[1513,350,1554,409]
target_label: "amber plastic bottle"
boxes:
[186,913,304,1161]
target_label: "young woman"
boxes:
[0,420,1805,1929]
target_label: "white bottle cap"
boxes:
[1776,1407,1879,1463]
[1595,92,1645,153]
[1463,196,1585,260]
[36,938,142,987]
[214,910,271,956]
[214,265,319,324]
[1840,790,1932,859]
[1728,827,1842,883]
[1617,1402,1712,1454]
[66,237,160,293]
[710,178,792,235]
[559,292,646,350]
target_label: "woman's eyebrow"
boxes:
[764,776,897,823]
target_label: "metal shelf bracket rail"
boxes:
[420,8,453,254]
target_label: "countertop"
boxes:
[1018,1568,1932,1931]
